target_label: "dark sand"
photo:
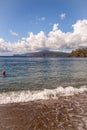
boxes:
[0,93,87,130]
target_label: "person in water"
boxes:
[2,70,6,77]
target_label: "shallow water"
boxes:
[0,92,87,130]
[0,57,87,91]
[0,57,87,104]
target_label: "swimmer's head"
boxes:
[2,70,6,77]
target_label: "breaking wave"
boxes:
[0,86,87,104]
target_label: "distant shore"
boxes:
[13,50,70,57]
[13,48,87,57]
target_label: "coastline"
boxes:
[0,92,87,130]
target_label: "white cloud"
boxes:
[37,17,46,21]
[72,20,87,34]
[52,24,59,31]
[10,30,18,36]
[0,19,87,55]
[60,13,66,20]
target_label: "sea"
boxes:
[0,56,87,104]
[0,57,87,130]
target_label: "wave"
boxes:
[0,86,87,104]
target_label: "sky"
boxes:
[0,0,87,55]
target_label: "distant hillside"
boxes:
[70,48,87,57]
[13,51,69,57]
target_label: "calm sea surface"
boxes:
[0,57,87,92]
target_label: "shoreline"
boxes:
[0,93,87,130]
[0,86,87,105]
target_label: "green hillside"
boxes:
[70,48,87,57]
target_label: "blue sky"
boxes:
[0,0,87,55]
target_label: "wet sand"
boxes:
[0,92,87,130]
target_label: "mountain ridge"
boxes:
[13,51,69,57]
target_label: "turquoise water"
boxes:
[0,57,87,92]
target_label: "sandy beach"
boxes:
[0,92,87,130]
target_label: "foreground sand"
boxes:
[0,92,87,130]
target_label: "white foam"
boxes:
[0,86,87,104]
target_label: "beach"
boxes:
[0,0,87,128]
[0,92,87,130]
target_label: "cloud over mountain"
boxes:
[0,19,87,55]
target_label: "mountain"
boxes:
[13,50,69,57]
